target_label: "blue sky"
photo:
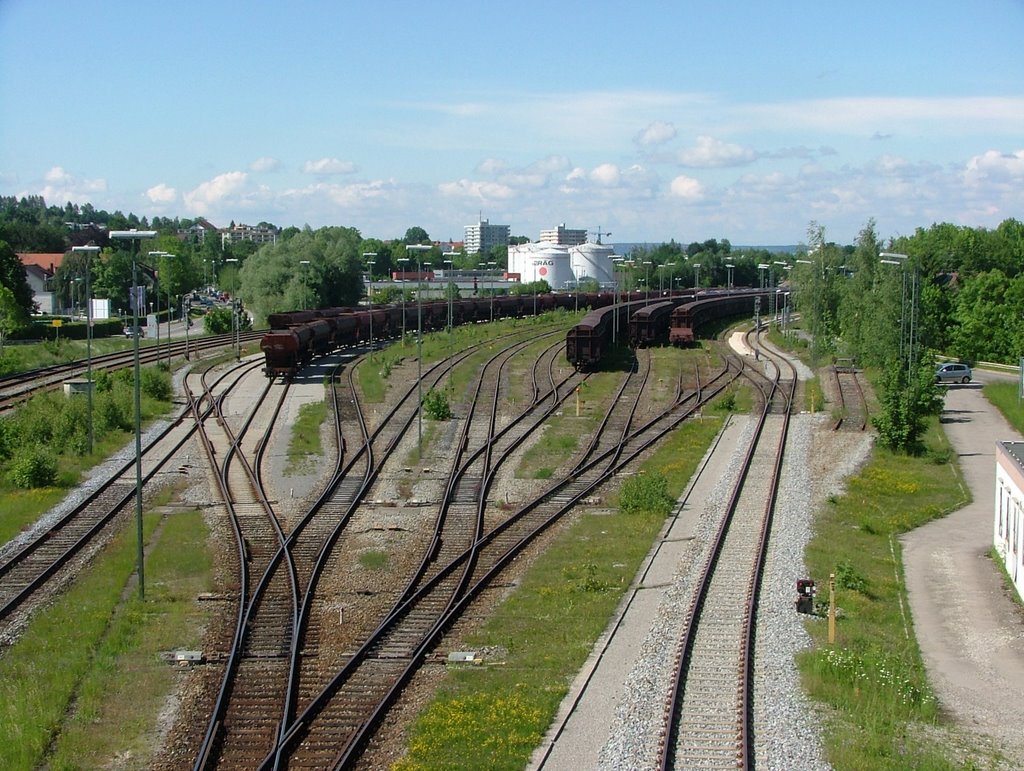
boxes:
[2,0,1022,246]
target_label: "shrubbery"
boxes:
[423,388,452,421]
[618,470,675,516]
[0,365,172,488]
[8,449,57,489]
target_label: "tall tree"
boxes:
[0,239,34,315]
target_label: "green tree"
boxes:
[403,226,430,245]
[0,283,26,353]
[238,226,365,322]
[871,359,942,454]
[0,239,35,315]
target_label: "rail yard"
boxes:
[0,300,888,769]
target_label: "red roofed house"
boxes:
[17,252,64,315]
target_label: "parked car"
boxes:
[123,325,142,338]
[935,362,972,383]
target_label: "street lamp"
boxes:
[225,258,240,359]
[406,244,432,455]
[757,263,770,290]
[397,257,409,339]
[148,251,166,352]
[772,261,787,325]
[71,245,100,452]
[692,262,701,292]
[487,261,496,321]
[110,229,157,600]
[363,253,376,350]
[880,252,914,376]
[182,294,191,360]
[642,260,652,305]
[726,263,735,289]
[299,260,310,310]
[442,255,456,363]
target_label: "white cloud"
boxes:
[635,121,677,147]
[145,183,177,204]
[590,163,621,186]
[183,171,249,213]
[437,179,515,200]
[35,166,106,203]
[669,175,704,201]
[302,157,357,175]
[476,158,508,175]
[250,156,281,173]
[742,96,1024,136]
[678,135,757,168]
[963,149,1024,188]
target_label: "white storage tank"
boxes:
[570,242,616,287]
[509,243,576,290]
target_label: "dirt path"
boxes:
[901,377,1024,766]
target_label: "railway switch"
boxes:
[796,579,816,614]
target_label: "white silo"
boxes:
[570,242,616,287]
[509,243,576,291]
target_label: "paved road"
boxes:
[901,376,1024,764]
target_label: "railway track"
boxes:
[262,346,740,768]
[192,323,573,769]
[0,358,253,639]
[659,328,796,769]
[0,330,264,414]
[832,362,867,431]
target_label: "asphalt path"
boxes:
[901,373,1024,764]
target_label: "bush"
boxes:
[8,449,58,488]
[618,470,675,516]
[423,388,452,421]
[140,368,172,401]
[94,390,133,433]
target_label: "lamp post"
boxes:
[147,251,165,351]
[772,261,787,326]
[163,254,177,368]
[363,253,376,350]
[397,257,409,339]
[442,255,455,362]
[692,262,701,292]
[487,261,496,321]
[71,245,100,452]
[880,252,914,377]
[225,258,240,359]
[182,294,191,360]
[726,263,735,289]
[643,260,652,305]
[406,244,432,455]
[110,229,157,600]
[299,260,310,310]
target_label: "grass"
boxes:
[394,389,728,770]
[0,492,213,770]
[982,380,1024,434]
[0,386,175,545]
[797,416,993,769]
[285,398,328,474]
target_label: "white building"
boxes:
[539,223,588,247]
[464,218,510,255]
[569,242,616,288]
[508,242,576,290]
[995,441,1024,599]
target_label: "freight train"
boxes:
[565,289,770,370]
[261,292,623,378]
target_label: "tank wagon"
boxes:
[668,290,769,346]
